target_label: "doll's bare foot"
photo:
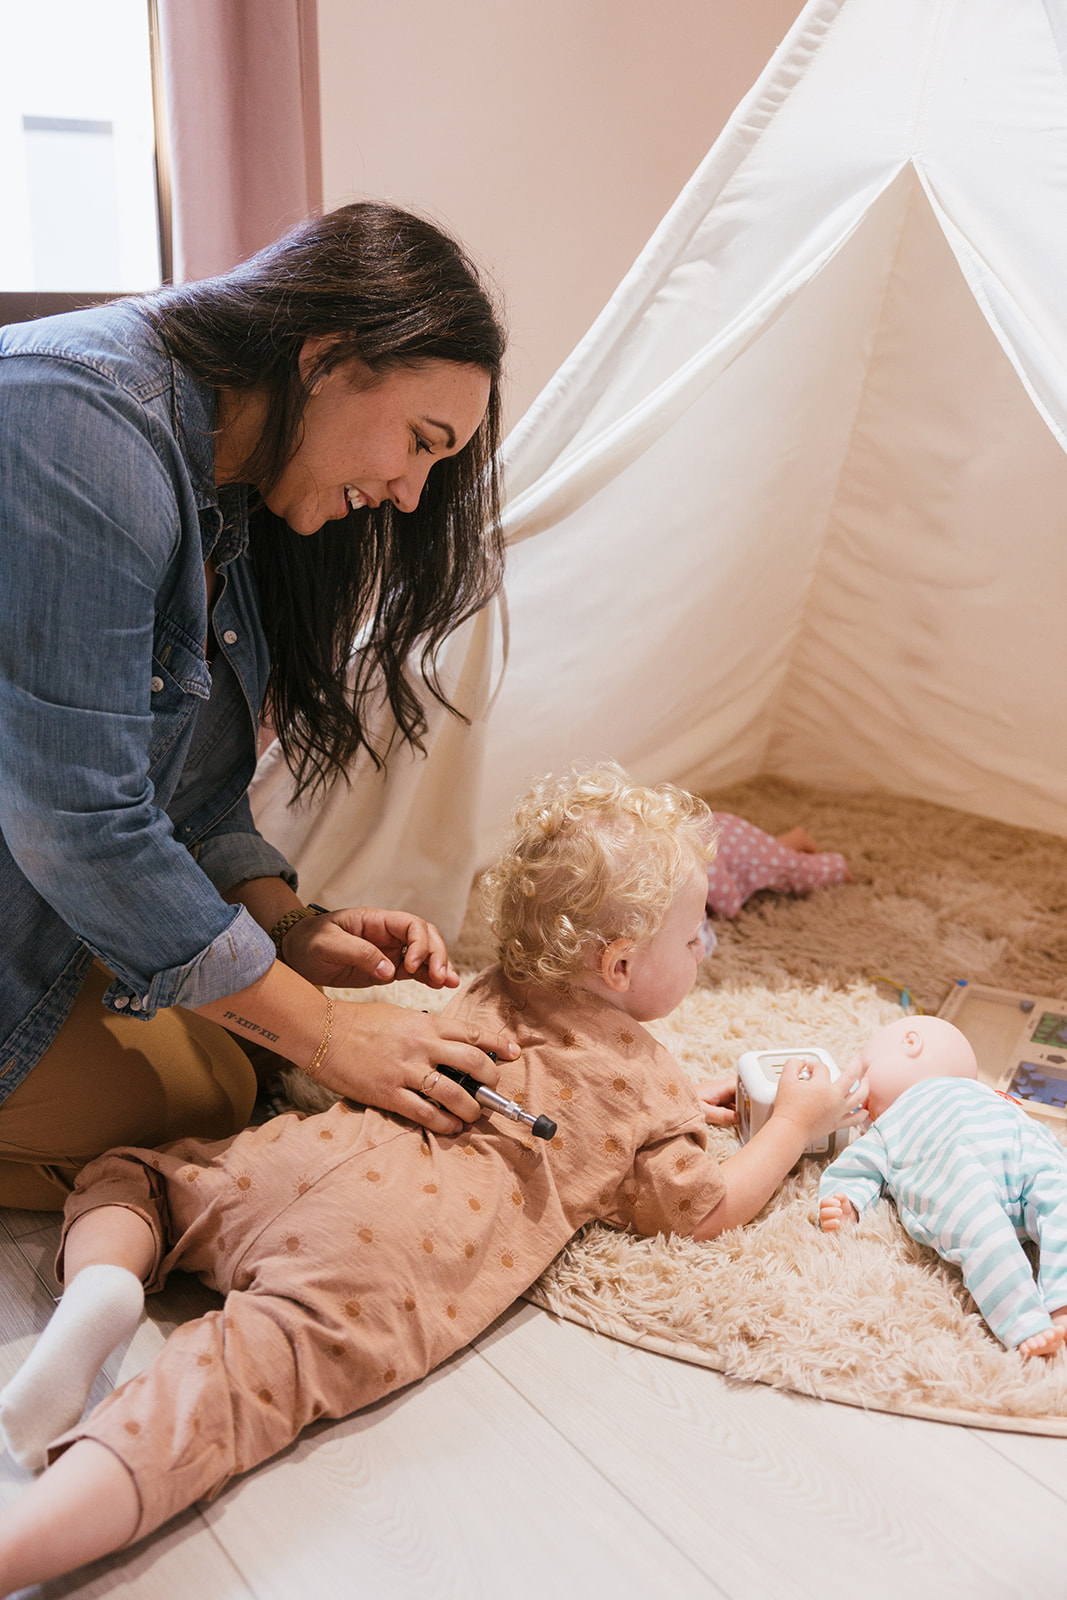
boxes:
[1017,1324,1065,1359]
[776,827,817,854]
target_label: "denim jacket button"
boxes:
[112,996,129,1009]
[129,997,142,1011]
[222,629,238,645]
[150,676,164,693]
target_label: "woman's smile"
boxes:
[265,353,491,535]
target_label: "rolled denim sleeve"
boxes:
[192,794,299,898]
[100,904,277,1016]
[0,355,276,1017]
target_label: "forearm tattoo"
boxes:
[223,1012,280,1043]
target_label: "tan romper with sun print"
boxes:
[50,967,726,1540]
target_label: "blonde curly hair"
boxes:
[482,762,717,985]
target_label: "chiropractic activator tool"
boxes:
[435,1060,557,1141]
[736,1046,850,1159]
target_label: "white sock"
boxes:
[0,1263,145,1471]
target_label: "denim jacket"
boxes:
[0,302,294,1100]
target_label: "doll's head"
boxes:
[859,1015,978,1120]
[482,762,716,1017]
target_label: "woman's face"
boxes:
[265,347,491,535]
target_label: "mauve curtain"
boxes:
[157,0,322,282]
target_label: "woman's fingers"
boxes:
[432,1025,515,1090]
[336,908,454,985]
[420,1068,478,1115]
[282,908,460,990]
[394,919,457,988]
[397,1082,470,1135]
[281,914,393,985]
[314,1003,518,1127]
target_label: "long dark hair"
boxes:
[142,202,506,797]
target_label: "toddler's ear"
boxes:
[599,938,635,994]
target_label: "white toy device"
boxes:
[736,1047,851,1159]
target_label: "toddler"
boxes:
[819,1015,1067,1358]
[0,763,862,1595]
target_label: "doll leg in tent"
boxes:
[776,826,817,853]
[704,813,850,919]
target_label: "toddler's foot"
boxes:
[0,1264,144,1470]
[1017,1324,1065,1360]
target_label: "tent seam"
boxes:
[909,0,956,157]
[763,170,923,779]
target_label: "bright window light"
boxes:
[0,0,162,291]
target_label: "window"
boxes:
[0,0,170,323]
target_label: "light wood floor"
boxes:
[1,1204,1064,1600]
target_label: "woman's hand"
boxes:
[771,1058,867,1143]
[194,946,518,1135]
[282,906,460,991]
[314,1000,518,1135]
[696,1078,738,1127]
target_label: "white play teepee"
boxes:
[252,0,1067,936]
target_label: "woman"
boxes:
[0,202,516,1208]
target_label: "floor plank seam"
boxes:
[473,1337,733,1599]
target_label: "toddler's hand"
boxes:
[771,1057,867,1144]
[819,1193,859,1232]
[696,1078,738,1127]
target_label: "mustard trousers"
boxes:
[0,964,257,1209]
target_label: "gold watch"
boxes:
[269,903,328,960]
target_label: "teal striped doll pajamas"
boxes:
[819,1077,1067,1348]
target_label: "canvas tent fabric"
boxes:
[250,0,1067,938]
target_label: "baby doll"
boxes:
[704,814,850,920]
[0,762,863,1596]
[819,1015,1067,1358]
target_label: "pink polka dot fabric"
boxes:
[705,813,850,919]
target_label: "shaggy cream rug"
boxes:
[308,781,1067,1433]
[450,778,1067,1435]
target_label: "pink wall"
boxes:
[317,1,805,431]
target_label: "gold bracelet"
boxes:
[269,903,327,960]
[307,996,334,1080]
